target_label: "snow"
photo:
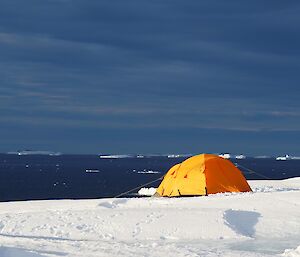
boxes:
[138,187,157,196]
[283,245,300,257]
[0,178,300,257]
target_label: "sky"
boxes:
[0,0,300,155]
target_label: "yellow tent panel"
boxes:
[156,154,252,197]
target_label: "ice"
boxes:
[99,154,133,159]
[7,150,61,156]
[276,155,291,161]
[219,153,231,159]
[235,154,246,159]
[135,170,160,174]
[85,169,100,173]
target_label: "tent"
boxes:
[155,153,252,197]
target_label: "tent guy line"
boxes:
[114,176,163,198]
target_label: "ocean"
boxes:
[0,153,299,202]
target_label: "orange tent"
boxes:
[156,154,252,197]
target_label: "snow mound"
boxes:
[138,187,157,196]
[282,245,300,257]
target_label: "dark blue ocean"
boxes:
[0,153,300,202]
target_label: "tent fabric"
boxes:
[156,154,252,197]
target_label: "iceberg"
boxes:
[99,154,133,159]
[254,155,271,159]
[85,169,100,173]
[276,154,291,161]
[235,154,246,159]
[136,170,160,174]
[7,150,61,156]
[218,153,231,159]
[167,154,192,158]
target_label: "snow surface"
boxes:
[0,178,300,257]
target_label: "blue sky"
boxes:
[0,1,300,155]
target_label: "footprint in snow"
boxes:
[145,212,164,224]
[132,223,142,238]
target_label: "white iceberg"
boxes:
[218,153,231,159]
[235,154,246,160]
[99,154,133,159]
[136,170,161,174]
[7,150,61,156]
[276,154,291,161]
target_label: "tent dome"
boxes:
[156,154,252,197]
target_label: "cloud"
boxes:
[0,1,300,153]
